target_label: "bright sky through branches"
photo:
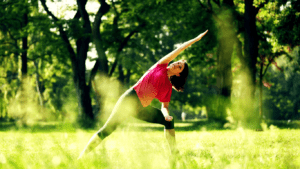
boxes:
[39,0,100,70]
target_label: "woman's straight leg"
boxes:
[78,88,134,159]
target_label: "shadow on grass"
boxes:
[126,119,300,132]
[0,119,224,132]
[177,120,225,131]
[1,119,300,132]
[0,122,77,132]
[265,120,300,129]
[125,119,227,132]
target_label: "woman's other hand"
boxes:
[165,116,173,121]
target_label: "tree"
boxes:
[40,0,94,126]
[273,0,300,49]
[264,47,300,120]
[194,0,237,123]
[0,0,34,122]
[255,0,300,120]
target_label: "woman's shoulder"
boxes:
[153,63,168,71]
[156,63,168,67]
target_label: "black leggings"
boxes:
[97,88,174,139]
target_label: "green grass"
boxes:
[1,121,300,169]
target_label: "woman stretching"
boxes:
[78,30,208,159]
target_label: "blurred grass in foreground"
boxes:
[0,121,300,169]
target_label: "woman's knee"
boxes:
[164,120,174,130]
[96,125,117,140]
[97,128,108,140]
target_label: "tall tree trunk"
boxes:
[215,20,234,123]
[75,0,94,125]
[34,60,44,106]
[244,0,258,97]
[17,6,29,126]
[88,1,109,117]
[243,0,260,128]
[259,61,263,119]
[118,64,125,83]
[207,1,235,123]
[21,12,28,77]
[92,0,110,74]
[125,68,131,87]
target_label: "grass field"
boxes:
[0,120,300,169]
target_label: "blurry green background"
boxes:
[0,0,300,129]
[1,0,300,168]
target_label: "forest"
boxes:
[0,0,299,128]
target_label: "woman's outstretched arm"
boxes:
[158,30,208,65]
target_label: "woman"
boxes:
[78,30,208,159]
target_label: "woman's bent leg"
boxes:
[165,129,178,154]
[135,106,177,154]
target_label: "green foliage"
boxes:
[264,47,300,120]
[272,0,300,47]
[0,0,76,122]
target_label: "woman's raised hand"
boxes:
[158,29,208,65]
[196,30,209,41]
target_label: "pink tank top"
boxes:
[133,63,172,107]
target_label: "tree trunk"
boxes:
[118,64,125,83]
[259,61,263,119]
[17,6,29,126]
[244,0,258,96]
[215,25,234,123]
[243,0,260,128]
[21,12,28,77]
[34,60,44,106]
[74,75,93,124]
[210,2,235,123]
[125,68,131,87]
[92,0,110,74]
[74,0,94,125]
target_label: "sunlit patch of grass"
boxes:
[1,123,300,169]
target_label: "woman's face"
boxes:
[168,60,185,76]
